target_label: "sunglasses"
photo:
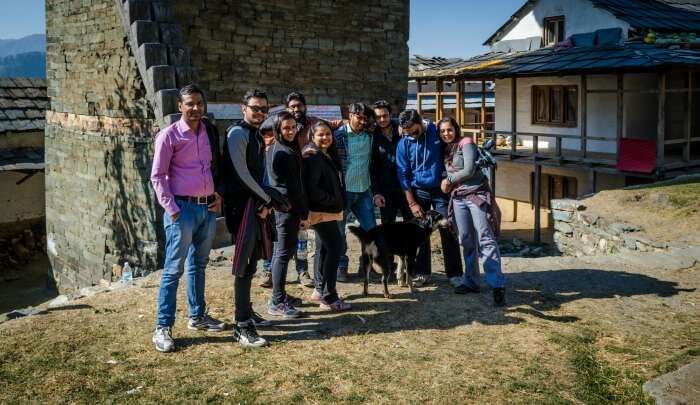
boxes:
[246,105,269,113]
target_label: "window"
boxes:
[544,16,565,46]
[532,85,578,127]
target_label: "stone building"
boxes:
[45,0,410,292]
[0,78,46,237]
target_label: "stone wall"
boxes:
[46,0,159,291]
[552,199,667,257]
[171,0,409,109]
[47,0,410,292]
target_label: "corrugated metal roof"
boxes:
[409,44,700,79]
[592,0,700,31]
[0,77,47,134]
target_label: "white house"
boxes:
[409,0,700,241]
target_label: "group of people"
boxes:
[149,84,506,352]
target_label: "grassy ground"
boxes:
[585,176,700,245]
[1,242,698,403]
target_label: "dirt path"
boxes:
[1,240,699,403]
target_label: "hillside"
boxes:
[0,34,45,58]
[0,52,46,78]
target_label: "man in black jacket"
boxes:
[370,100,412,225]
[223,88,273,348]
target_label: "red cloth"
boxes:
[617,138,656,173]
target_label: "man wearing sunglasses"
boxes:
[223,89,274,348]
[395,109,463,288]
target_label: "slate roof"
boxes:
[0,148,43,172]
[409,44,700,79]
[484,0,700,46]
[0,77,47,134]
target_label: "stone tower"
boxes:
[45,0,410,291]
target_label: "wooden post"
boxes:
[581,75,588,160]
[617,73,624,165]
[457,79,464,130]
[685,70,692,163]
[657,72,666,171]
[436,79,443,121]
[588,169,597,195]
[533,164,542,243]
[511,77,517,157]
[481,80,487,144]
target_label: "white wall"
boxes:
[0,171,45,225]
[495,73,660,155]
[499,0,630,43]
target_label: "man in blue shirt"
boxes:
[396,109,463,287]
[334,103,376,281]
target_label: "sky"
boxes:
[0,0,45,39]
[0,0,526,59]
[409,0,525,58]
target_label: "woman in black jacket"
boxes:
[266,112,309,318]
[304,120,351,311]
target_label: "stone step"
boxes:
[154,89,180,119]
[137,43,167,71]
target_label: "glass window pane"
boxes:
[420,95,436,121]
[565,87,577,124]
[441,95,457,120]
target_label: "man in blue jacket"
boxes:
[396,109,463,287]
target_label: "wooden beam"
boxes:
[588,169,597,195]
[616,72,624,166]
[581,75,588,159]
[511,77,517,157]
[481,80,487,144]
[457,79,464,127]
[685,70,692,163]
[533,164,542,243]
[657,72,666,170]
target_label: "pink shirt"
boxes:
[151,118,214,215]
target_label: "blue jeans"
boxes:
[338,189,377,272]
[453,197,506,289]
[156,200,217,327]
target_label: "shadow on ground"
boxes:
[178,267,694,347]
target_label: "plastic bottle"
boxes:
[122,262,133,285]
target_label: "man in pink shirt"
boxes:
[150,84,225,353]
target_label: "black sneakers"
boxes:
[454,284,480,294]
[233,322,269,348]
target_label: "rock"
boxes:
[550,199,586,212]
[624,236,638,250]
[610,222,641,235]
[598,239,608,252]
[554,221,573,235]
[636,240,650,252]
[577,212,599,225]
[48,295,70,308]
[643,359,700,405]
[512,238,524,248]
[552,209,574,222]
[112,264,123,279]
[79,285,107,298]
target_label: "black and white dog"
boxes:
[348,210,447,299]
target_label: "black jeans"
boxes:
[234,261,257,322]
[414,187,463,278]
[271,211,300,305]
[312,220,342,304]
[380,188,413,225]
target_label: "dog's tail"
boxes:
[347,225,371,245]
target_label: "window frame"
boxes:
[543,16,565,47]
[531,85,578,127]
